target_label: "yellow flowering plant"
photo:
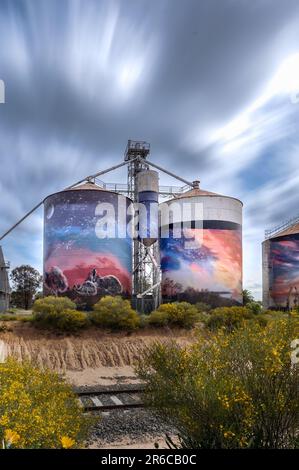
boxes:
[0,358,94,448]
[137,318,299,448]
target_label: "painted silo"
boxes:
[137,170,159,246]
[43,182,133,307]
[263,221,299,309]
[159,181,243,306]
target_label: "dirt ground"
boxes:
[0,322,194,386]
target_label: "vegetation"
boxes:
[204,306,253,332]
[242,289,255,305]
[90,295,140,330]
[148,302,200,328]
[246,301,263,315]
[0,358,92,448]
[137,318,299,448]
[195,302,212,313]
[10,265,42,310]
[32,296,88,332]
[0,313,33,322]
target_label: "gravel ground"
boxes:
[88,408,177,448]
[73,380,145,395]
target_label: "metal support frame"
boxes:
[124,140,162,314]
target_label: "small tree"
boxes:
[10,265,42,310]
[242,289,254,305]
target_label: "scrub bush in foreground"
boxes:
[0,358,92,448]
[137,318,299,448]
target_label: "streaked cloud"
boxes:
[1,0,299,299]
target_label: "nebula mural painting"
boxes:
[269,234,299,308]
[160,222,242,304]
[43,189,132,307]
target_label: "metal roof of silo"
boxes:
[43,181,132,202]
[169,181,243,205]
[268,222,299,239]
[64,182,106,191]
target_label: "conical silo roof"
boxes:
[170,181,243,205]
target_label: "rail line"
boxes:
[76,387,146,412]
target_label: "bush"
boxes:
[0,358,92,448]
[90,296,140,330]
[148,309,170,327]
[139,314,149,328]
[0,314,19,321]
[246,301,263,315]
[137,318,299,448]
[33,296,76,314]
[148,302,200,328]
[205,306,253,332]
[0,314,33,322]
[32,296,88,332]
[195,302,212,313]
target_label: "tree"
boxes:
[242,289,254,305]
[10,265,42,310]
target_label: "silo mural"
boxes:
[265,233,299,309]
[160,183,243,306]
[43,183,132,307]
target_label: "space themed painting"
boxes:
[269,234,299,308]
[160,222,242,304]
[43,189,132,307]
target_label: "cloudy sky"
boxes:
[1,0,299,299]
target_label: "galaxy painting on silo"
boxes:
[269,233,299,308]
[160,222,242,305]
[43,190,132,306]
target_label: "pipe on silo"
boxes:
[137,170,159,246]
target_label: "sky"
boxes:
[1,0,299,299]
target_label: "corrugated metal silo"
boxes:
[43,182,133,307]
[159,181,243,306]
[263,221,299,309]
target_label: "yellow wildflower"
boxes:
[4,429,21,446]
[223,430,235,439]
[61,436,75,449]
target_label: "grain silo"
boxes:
[263,218,299,310]
[43,182,133,307]
[159,181,243,306]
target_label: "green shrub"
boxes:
[139,314,149,328]
[195,302,212,313]
[0,314,33,322]
[32,296,88,332]
[137,318,299,448]
[33,296,76,314]
[0,314,19,321]
[205,306,252,332]
[55,309,88,332]
[90,296,140,330]
[148,302,200,328]
[148,309,170,327]
[0,358,93,448]
[246,301,262,315]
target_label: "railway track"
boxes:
[76,387,146,412]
